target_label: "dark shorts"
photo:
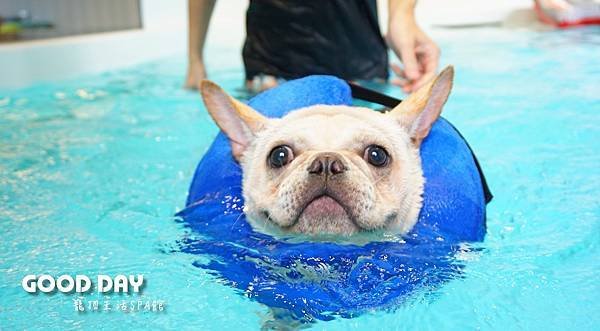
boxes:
[243,0,389,81]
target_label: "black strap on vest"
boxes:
[347,81,403,109]
[347,81,493,204]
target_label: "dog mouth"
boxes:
[285,194,361,235]
[300,195,348,219]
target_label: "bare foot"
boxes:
[184,59,207,90]
[245,75,280,93]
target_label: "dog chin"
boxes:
[289,195,361,235]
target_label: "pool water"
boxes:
[1,27,599,330]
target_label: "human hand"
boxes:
[387,15,440,93]
[184,58,207,90]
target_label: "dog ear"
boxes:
[388,65,454,147]
[200,80,268,161]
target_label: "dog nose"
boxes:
[307,154,346,176]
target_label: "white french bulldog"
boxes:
[200,66,454,237]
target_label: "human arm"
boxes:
[386,0,440,93]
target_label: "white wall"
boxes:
[0,0,186,88]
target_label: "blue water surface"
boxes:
[1,27,599,330]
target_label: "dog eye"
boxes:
[364,145,389,167]
[268,145,294,168]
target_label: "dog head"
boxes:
[200,66,454,237]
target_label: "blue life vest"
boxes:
[177,76,490,321]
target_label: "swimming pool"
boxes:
[1,26,599,330]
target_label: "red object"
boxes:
[534,1,600,28]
